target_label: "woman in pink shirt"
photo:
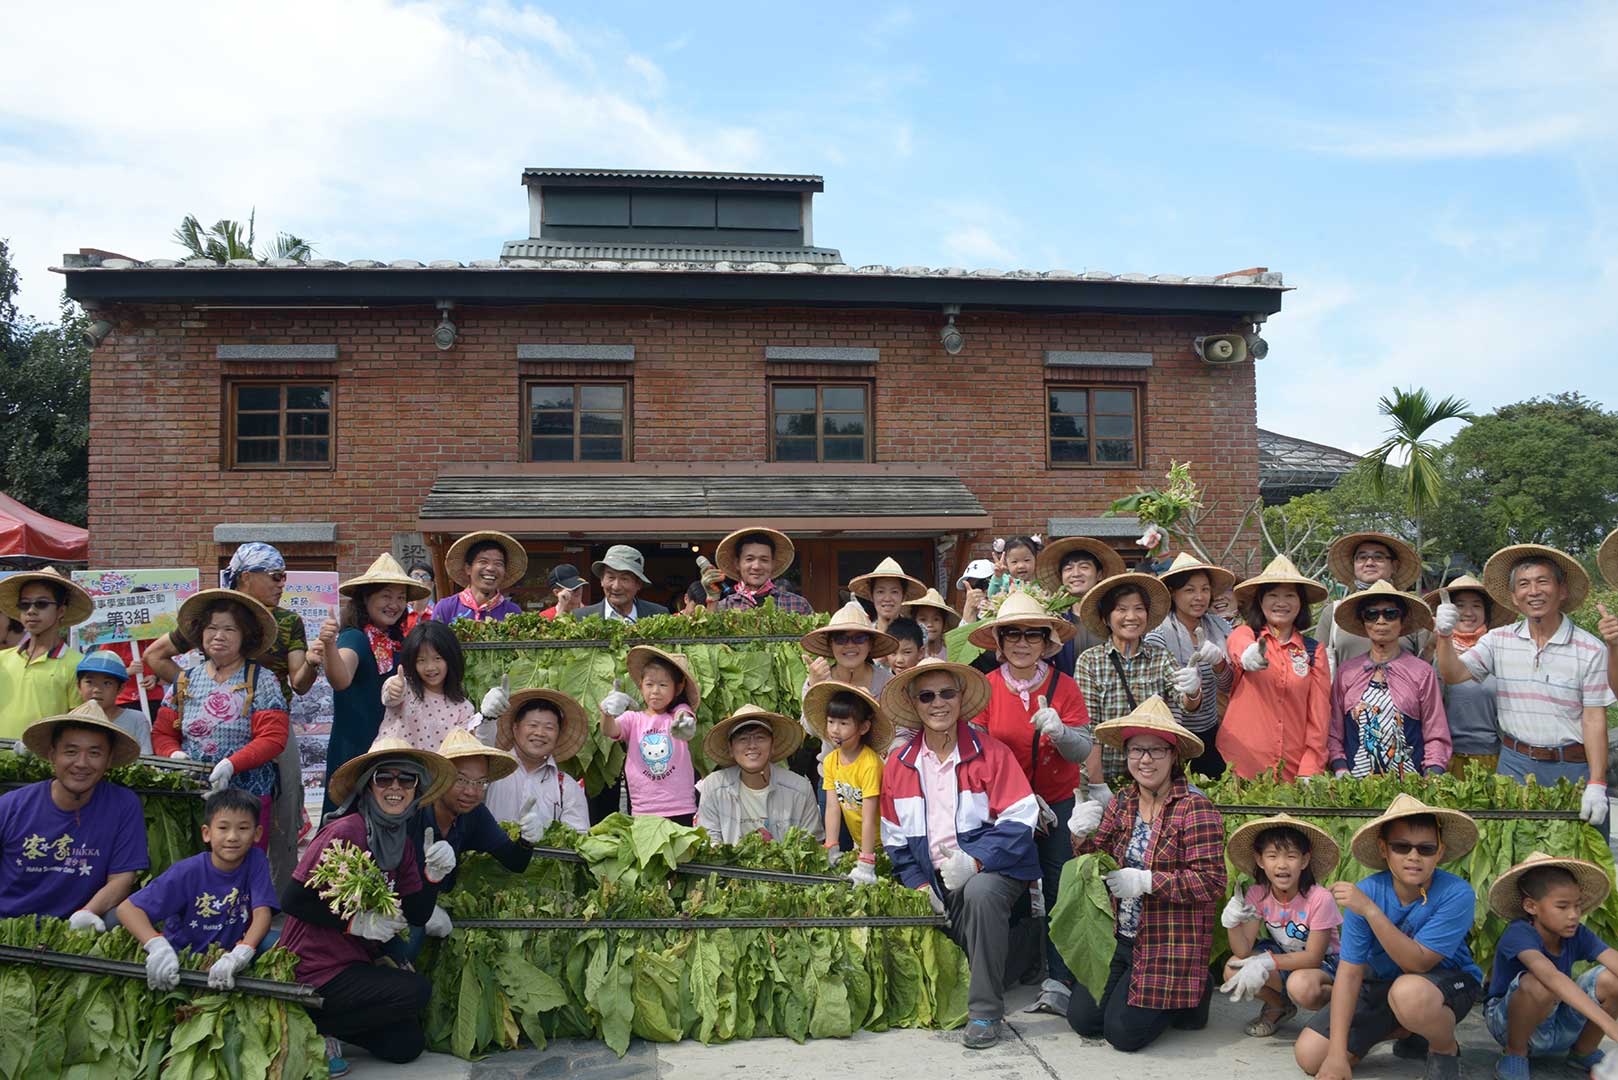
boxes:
[1218,557,1331,781]
[1327,581,1449,777]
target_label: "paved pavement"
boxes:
[345,979,1560,1080]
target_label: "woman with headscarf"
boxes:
[278,735,456,1072]
[1144,553,1236,777]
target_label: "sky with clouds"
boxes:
[3,0,1613,452]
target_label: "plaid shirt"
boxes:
[715,585,815,615]
[1076,640,1183,780]
[1074,779,1226,1010]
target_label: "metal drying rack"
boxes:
[0,944,324,1007]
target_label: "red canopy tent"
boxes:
[0,493,89,561]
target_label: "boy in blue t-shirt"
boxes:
[117,787,276,992]
[1483,852,1618,1080]
[1294,795,1484,1080]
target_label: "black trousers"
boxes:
[312,963,432,1063]
[1067,936,1202,1053]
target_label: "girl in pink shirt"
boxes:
[378,622,480,751]
[600,647,700,824]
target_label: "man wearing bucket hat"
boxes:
[0,566,92,739]
[483,689,591,833]
[1433,544,1615,829]
[0,702,147,927]
[1038,537,1125,677]
[1318,532,1429,677]
[577,545,669,622]
[695,706,820,844]
[1482,851,1618,1079]
[431,531,527,624]
[1423,573,1509,776]
[849,557,928,632]
[712,527,813,614]
[880,658,1040,1049]
[1294,794,1483,1080]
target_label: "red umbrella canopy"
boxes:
[0,493,88,560]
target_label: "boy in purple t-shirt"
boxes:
[119,787,277,991]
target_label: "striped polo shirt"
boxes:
[1460,616,1614,748]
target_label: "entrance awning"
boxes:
[418,464,991,538]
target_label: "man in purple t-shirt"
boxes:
[0,702,149,929]
[430,531,526,624]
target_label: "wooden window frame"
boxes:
[224,379,335,471]
[767,380,873,463]
[521,378,633,463]
[1045,382,1143,469]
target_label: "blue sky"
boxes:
[3,1,1613,452]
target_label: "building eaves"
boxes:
[522,168,823,190]
[499,240,844,264]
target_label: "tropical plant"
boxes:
[1364,386,1473,586]
[172,209,314,262]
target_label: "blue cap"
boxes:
[76,650,130,682]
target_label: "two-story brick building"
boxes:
[57,168,1286,611]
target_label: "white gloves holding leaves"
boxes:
[1220,951,1277,1002]
[1240,641,1269,671]
[144,935,181,991]
[425,905,454,938]
[348,910,409,942]
[422,827,457,884]
[207,943,257,990]
[847,858,878,887]
[67,909,106,934]
[939,849,979,893]
[1582,783,1609,827]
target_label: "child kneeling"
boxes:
[1221,814,1342,1036]
[1484,852,1618,1080]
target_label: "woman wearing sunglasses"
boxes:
[800,601,898,699]
[278,735,455,1074]
[1326,582,1450,778]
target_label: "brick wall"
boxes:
[89,302,1260,576]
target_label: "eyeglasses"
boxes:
[371,771,420,789]
[830,632,871,646]
[1385,840,1440,857]
[17,599,60,612]
[1359,607,1404,623]
[262,571,288,583]
[997,627,1051,644]
[914,688,960,704]
[452,774,491,791]
[1354,552,1393,564]
[1126,745,1172,762]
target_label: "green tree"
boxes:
[0,240,90,526]
[173,209,314,262]
[1365,386,1472,586]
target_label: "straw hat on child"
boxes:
[1481,543,1589,615]
[1348,793,1478,869]
[22,701,141,767]
[880,657,992,730]
[802,681,894,752]
[1326,532,1421,590]
[1487,851,1612,922]
[0,566,94,626]
[801,601,897,659]
[1422,573,1513,630]
[1226,813,1341,879]
[1091,695,1204,760]
[968,590,1076,656]
[902,587,961,630]
[177,588,279,660]
[1332,580,1435,638]
[436,728,518,783]
[848,557,927,603]
[1036,537,1125,593]
[703,705,803,767]
[1076,572,1172,638]
[715,526,795,581]
[1234,555,1329,608]
[327,735,456,807]
[626,645,701,710]
[340,553,432,602]
[497,688,589,762]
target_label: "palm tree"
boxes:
[1366,386,1474,586]
[172,209,314,262]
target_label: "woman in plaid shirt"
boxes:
[1066,696,1226,1052]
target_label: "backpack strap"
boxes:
[172,666,190,739]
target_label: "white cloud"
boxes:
[934,200,1021,268]
[625,54,667,96]
[1310,115,1588,160]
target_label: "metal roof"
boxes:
[1258,428,1362,505]
[1046,515,1144,540]
[499,240,844,264]
[523,168,824,188]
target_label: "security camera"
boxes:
[1244,329,1269,360]
[940,304,964,355]
[432,300,457,351]
[1193,333,1249,365]
[81,319,114,348]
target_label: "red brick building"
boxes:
[59,169,1285,611]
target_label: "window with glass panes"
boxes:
[770,383,870,462]
[228,382,333,468]
[1047,385,1140,467]
[524,381,630,461]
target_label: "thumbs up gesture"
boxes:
[422,827,457,884]
[1597,603,1618,647]
[1433,588,1459,637]
[598,678,634,719]
[805,656,833,686]
[517,795,547,843]
[1030,694,1064,738]
[381,672,407,707]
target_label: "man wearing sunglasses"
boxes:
[1297,795,1483,1080]
[0,568,93,739]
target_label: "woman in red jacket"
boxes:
[969,589,1092,1016]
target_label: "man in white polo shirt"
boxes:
[1434,544,1614,832]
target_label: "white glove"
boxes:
[348,910,409,942]
[425,905,453,938]
[1030,694,1064,738]
[1089,782,1115,809]
[1595,1048,1618,1080]
[208,757,234,792]
[168,750,190,761]
[143,935,181,991]
[669,707,698,741]
[67,909,106,933]
[381,673,407,707]
[1105,867,1154,900]
[1433,601,1459,637]
[1582,783,1609,826]
[1068,799,1103,838]
[823,845,843,869]
[1221,895,1261,929]
[207,943,256,990]
[1193,638,1225,668]
[599,677,634,719]
[479,685,510,719]
[920,884,947,916]
[423,827,457,883]
[848,859,878,887]
[1240,641,1269,671]
[517,796,547,844]
[1220,951,1277,1003]
[1171,664,1201,695]
[939,849,979,893]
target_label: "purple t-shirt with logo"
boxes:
[430,595,522,624]
[128,848,277,954]
[0,779,149,918]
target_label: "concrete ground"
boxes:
[343,979,1581,1080]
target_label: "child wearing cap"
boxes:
[1483,852,1618,1079]
[118,787,277,993]
[600,647,700,825]
[804,684,890,885]
[1220,815,1342,1037]
[1294,795,1485,1080]
[76,650,153,754]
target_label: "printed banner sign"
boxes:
[83,589,180,646]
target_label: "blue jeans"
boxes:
[1038,796,1076,985]
[1486,967,1604,1055]
[1498,745,1610,840]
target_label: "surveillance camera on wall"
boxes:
[81,319,114,348]
[940,304,964,355]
